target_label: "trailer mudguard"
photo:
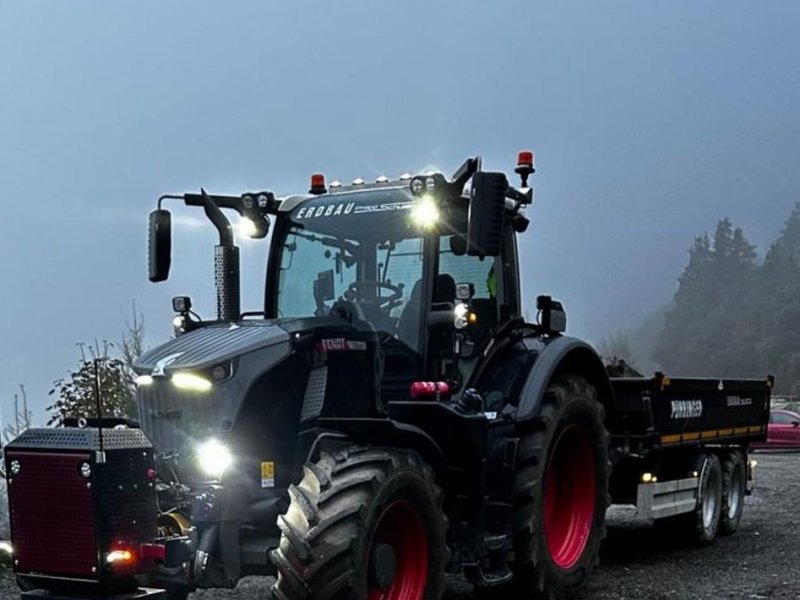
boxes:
[515,335,614,422]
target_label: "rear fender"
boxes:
[516,336,614,423]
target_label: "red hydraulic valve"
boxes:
[409,381,451,399]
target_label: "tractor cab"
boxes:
[263,174,523,399]
[145,155,534,412]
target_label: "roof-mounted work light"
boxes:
[410,196,440,229]
[410,173,447,196]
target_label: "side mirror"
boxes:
[149,209,172,282]
[467,171,508,257]
[792,420,800,428]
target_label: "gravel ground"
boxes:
[1,452,797,599]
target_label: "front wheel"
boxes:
[507,374,610,599]
[271,446,447,600]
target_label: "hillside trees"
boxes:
[655,206,800,395]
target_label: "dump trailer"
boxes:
[5,152,770,600]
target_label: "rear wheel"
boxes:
[659,453,722,545]
[719,450,746,535]
[271,446,446,600]
[507,374,610,599]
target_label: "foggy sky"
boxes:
[1,1,799,420]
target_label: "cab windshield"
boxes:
[276,188,427,352]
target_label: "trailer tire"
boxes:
[719,450,746,535]
[271,446,447,600]
[660,453,723,545]
[507,374,610,599]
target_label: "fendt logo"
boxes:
[670,399,703,419]
[152,352,184,376]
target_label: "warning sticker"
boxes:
[261,461,275,488]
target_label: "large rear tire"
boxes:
[271,446,447,600]
[719,450,746,535]
[507,374,610,599]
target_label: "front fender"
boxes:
[516,336,614,423]
[312,418,448,478]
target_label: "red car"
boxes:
[753,409,800,449]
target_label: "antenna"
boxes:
[93,359,106,463]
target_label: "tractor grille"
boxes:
[8,451,98,578]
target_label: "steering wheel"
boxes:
[346,281,405,309]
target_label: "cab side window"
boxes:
[439,236,497,301]
[438,235,499,333]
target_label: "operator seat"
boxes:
[396,279,423,350]
[433,274,456,307]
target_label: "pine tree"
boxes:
[654,218,758,376]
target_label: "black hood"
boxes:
[134,321,290,375]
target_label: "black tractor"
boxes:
[135,152,610,599]
[9,153,615,600]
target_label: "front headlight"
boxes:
[172,372,213,392]
[197,438,233,479]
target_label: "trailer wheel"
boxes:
[507,374,610,599]
[271,446,447,600]
[661,453,723,544]
[719,450,746,535]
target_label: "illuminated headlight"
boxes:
[0,541,13,555]
[454,303,469,329]
[238,215,269,239]
[410,196,439,229]
[197,438,233,478]
[136,375,154,387]
[172,372,213,392]
[173,315,187,336]
[239,217,258,237]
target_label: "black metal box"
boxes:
[5,428,158,594]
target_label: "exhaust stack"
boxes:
[200,189,241,322]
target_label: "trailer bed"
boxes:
[609,374,771,452]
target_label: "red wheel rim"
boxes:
[367,500,428,600]
[543,425,596,569]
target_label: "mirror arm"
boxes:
[157,194,184,210]
[505,185,533,205]
[450,156,481,188]
[427,311,454,328]
[184,192,248,215]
